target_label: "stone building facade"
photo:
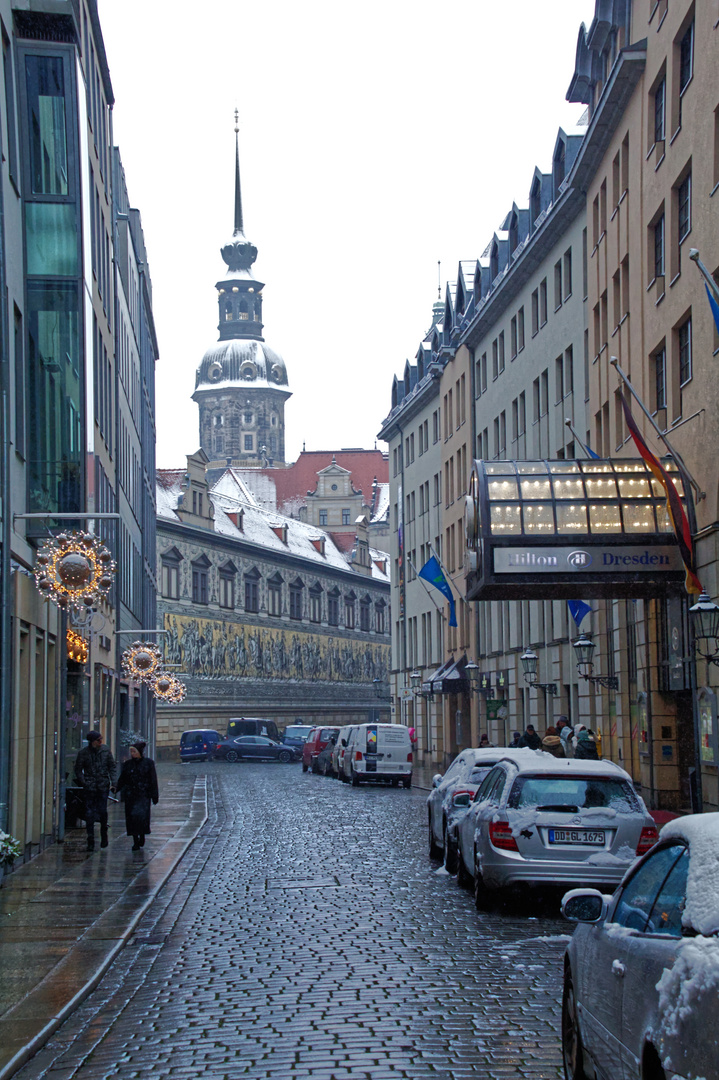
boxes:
[155,458,390,757]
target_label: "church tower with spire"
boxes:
[193,118,291,465]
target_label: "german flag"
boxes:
[620,392,701,594]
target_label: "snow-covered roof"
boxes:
[371,483,389,523]
[156,470,390,584]
[500,757,632,779]
[661,812,719,936]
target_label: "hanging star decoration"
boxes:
[122,641,163,683]
[150,671,187,704]
[34,531,116,612]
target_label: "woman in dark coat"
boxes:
[114,742,159,851]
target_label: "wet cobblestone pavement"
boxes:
[15,763,570,1079]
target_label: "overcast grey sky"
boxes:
[97,0,597,467]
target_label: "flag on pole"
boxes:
[705,283,719,336]
[619,392,702,595]
[567,600,593,630]
[418,556,458,627]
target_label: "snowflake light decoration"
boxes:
[34,531,116,612]
[122,641,163,683]
[151,672,187,704]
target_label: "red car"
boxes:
[302,727,340,773]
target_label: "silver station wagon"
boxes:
[465,757,658,905]
[561,812,719,1080]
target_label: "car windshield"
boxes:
[507,775,639,812]
[320,729,339,740]
[285,727,312,738]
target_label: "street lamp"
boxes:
[520,648,557,695]
[464,661,479,690]
[571,633,619,690]
[410,669,433,700]
[689,591,719,665]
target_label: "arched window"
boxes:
[161,547,183,599]
[244,566,261,613]
[360,595,371,632]
[239,300,249,321]
[289,578,304,620]
[344,590,356,629]
[327,587,340,626]
[309,582,323,623]
[268,572,283,616]
[191,554,211,605]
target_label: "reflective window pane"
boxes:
[490,504,522,534]
[552,477,585,500]
[488,478,519,500]
[520,478,552,500]
[522,503,555,534]
[589,502,622,532]
[25,202,77,275]
[617,478,652,498]
[26,55,68,195]
[556,504,588,532]
[622,503,657,532]
[584,477,618,499]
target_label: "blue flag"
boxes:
[705,283,719,336]
[568,600,592,630]
[418,556,458,628]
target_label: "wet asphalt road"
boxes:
[16,762,570,1080]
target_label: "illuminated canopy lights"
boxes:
[66,629,89,664]
[34,531,116,612]
[122,641,163,683]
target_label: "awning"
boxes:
[424,656,470,696]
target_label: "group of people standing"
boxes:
[73,732,159,852]
[506,717,600,759]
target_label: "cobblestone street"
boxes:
[16,764,570,1080]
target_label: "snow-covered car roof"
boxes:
[494,757,632,779]
[660,812,719,936]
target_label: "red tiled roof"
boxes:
[268,450,388,514]
[328,532,356,553]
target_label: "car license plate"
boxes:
[548,829,605,845]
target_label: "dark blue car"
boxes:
[215,735,301,763]
[180,729,221,762]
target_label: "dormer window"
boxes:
[553,141,566,198]
[490,242,499,282]
[530,177,541,231]
[508,213,519,257]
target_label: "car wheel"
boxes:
[561,966,588,1080]
[456,849,470,888]
[444,828,459,875]
[311,758,320,774]
[351,769,360,787]
[473,856,494,911]
[278,750,292,763]
[402,775,411,789]
[428,814,442,860]
[225,750,239,763]
[640,1045,667,1080]
[302,762,308,773]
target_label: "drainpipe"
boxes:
[0,136,11,833]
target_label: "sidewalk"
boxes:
[0,765,207,1080]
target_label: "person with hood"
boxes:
[517,724,542,750]
[479,733,493,748]
[573,724,599,760]
[114,741,159,851]
[74,731,117,851]
[509,731,522,748]
[541,725,565,758]
[557,717,574,758]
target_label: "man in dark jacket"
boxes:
[517,724,542,750]
[74,731,116,851]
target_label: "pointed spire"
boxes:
[234,110,244,236]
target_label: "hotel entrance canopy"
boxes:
[465,459,687,601]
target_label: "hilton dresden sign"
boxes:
[465,458,690,602]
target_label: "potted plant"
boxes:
[0,830,21,885]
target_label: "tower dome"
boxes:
[192,117,291,465]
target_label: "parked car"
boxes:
[315,737,337,777]
[458,756,658,905]
[561,812,719,1080]
[332,725,358,781]
[343,723,412,787]
[427,747,543,868]
[281,724,314,749]
[215,735,299,763]
[179,728,221,762]
[302,727,341,773]
[451,748,552,878]
[226,717,280,741]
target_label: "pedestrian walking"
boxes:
[479,733,493,748]
[573,724,599,760]
[509,731,522,748]
[74,731,117,851]
[517,724,542,750]
[114,742,159,851]
[541,725,565,757]
[408,725,418,752]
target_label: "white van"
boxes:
[344,723,413,787]
[332,725,358,781]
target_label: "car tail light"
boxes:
[636,825,659,856]
[407,752,413,763]
[355,750,363,761]
[489,821,519,851]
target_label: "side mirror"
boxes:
[340,739,347,747]
[432,774,443,788]
[562,889,607,923]
[452,792,471,808]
